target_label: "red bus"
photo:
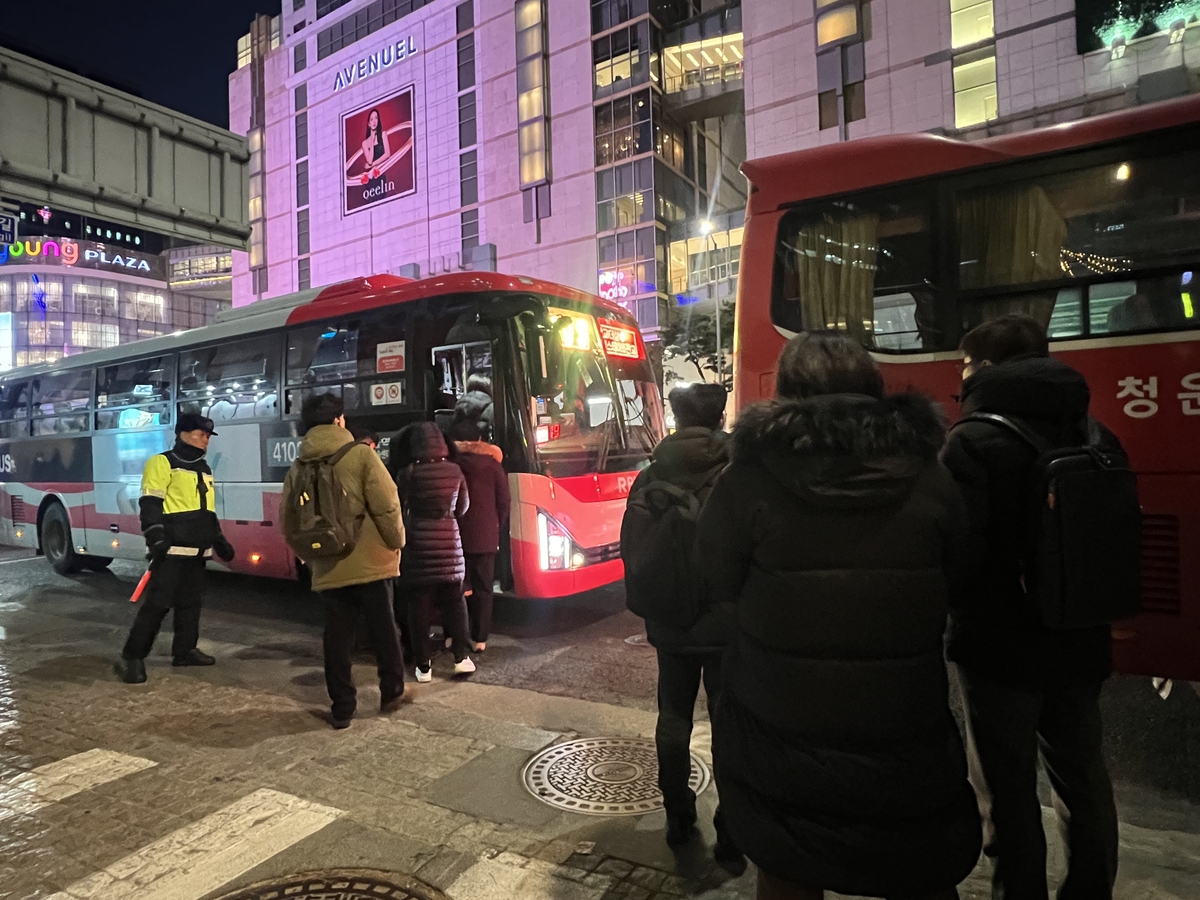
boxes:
[734,95,1200,681]
[0,272,663,598]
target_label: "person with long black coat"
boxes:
[695,333,982,900]
[392,422,474,680]
[447,420,510,651]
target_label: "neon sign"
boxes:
[599,270,631,302]
[333,36,419,92]
[0,239,157,275]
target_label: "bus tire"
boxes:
[82,556,113,572]
[40,502,83,575]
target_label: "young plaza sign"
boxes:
[0,238,166,279]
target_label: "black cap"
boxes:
[176,414,218,436]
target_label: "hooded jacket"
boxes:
[697,393,981,897]
[941,355,1117,688]
[395,423,470,585]
[453,390,494,441]
[283,424,404,593]
[627,426,731,652]
[454,441,511,555]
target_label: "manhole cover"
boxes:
[213,871,447,900]
[523,737,710,816]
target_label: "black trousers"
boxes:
[407,581,469,668]
[655,648,723,821]
[955,665,1118,900]
[123,556,207,660]
[321,580,405,720]
[464,552,496,644]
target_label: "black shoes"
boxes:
[714,838,747,876]
[331,714,353,730]
[115,657,147,684]
[172,648,216,667]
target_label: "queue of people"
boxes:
[624,317,1134,900]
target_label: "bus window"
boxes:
[1091,274,1194,335]
[287,323,358,385]
[0,382,30,439]
[96,355,173,430]
[180,336,280,422]
[774,194,937,350]
[32,370,91,435]
[956,149,1200,292]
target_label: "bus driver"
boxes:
[115,414,236,684]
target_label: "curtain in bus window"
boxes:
[783,212,879,343]
[957,184,1066,291]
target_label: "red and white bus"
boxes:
[734,95,1200,681]
[0,272,663,598]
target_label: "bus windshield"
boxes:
[528,310,663,477]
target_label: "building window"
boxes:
[844,80,866,123]
[596,158,654,231]
[316,0,352,18]
[237,33,252,69]
[297,160,309,207]
[297,209,311,256]
[591,0,656,34]
[953,46,998,128]
[458,92,477,148]
[294,0,306,9]
[316,0,434,60]
[594,89,652,166]
[661,29,744,94]
[951,0,994,48]
[815,0,862,48]
[593,21,654,99]
[296,111,308,159]
[298,257,311,290]
[457,1,474,33]
[599,224,663,298]
[295,82,308,112]
[458,34,476,91]
[253,267,269,295]
[462,208,480,255]
[516,0,551,188]
[294,41,307,73]
[460,150,478,206]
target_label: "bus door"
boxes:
[429,340,493,431]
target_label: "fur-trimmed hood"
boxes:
[455,440,503,463]
[733,393,946,509]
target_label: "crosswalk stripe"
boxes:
[48,788,343,900]
[22,749,157,803]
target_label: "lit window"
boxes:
[816,3,860,48]
[950,0,994,48]
[516,0,550,189]
[953,47,998,128]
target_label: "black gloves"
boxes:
[144,524,169,561]
[213,535,235,562]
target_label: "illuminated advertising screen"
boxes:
[341,87,417,216]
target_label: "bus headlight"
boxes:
[537,510,585,571]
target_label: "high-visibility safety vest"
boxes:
[141,450,221,551]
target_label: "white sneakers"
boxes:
[454,657,477,675]
[415,666,433,683]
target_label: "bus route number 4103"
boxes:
[267,438,304,467]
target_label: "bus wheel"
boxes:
[82,556,113,572]
[40,503,83,575]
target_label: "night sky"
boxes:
[0,0,278,128]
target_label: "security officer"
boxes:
[116,414,235,684]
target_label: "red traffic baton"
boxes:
[130,569,152,604]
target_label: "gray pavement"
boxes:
[0,556,1198,900]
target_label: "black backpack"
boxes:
[281,442,361,561]
[621,481,703,628]
[957,413,1143,629]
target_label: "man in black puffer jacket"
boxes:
[943,316,1120,900]
[626,383,741,870]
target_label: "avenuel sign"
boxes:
[333,36,419,92]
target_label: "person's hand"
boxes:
[214,536,235,562]
[143,524,169,557]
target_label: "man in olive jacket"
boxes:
[281,393,406,729]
